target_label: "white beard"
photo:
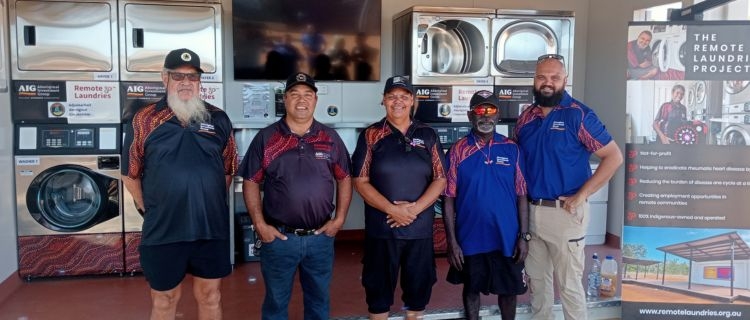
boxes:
[168,93,208,124]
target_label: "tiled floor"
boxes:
[0,240,621,320]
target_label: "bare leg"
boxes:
[405,310,424,320]
[150,283,182,320]
[462,290,481,320]
[498,294,517,320]
[369,312,389,320]
[193,277,222,320]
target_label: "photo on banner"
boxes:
[624,20,750,319]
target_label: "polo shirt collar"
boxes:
[530,90,572,116]
[278,117,322,136]
[154,96,169,111]
[468,130,502,147]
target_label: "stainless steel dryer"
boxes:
[8,0,119,81]
[392,6,494,85]
[14,123,123,279]
[492,10,574,86]
[118,0,223,83]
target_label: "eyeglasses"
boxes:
[168,72,201,82]
[537,54,564,64]
[384,94,412,102]
[471,106,498,116]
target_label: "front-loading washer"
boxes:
[14,123,122,279]
[392,6,494,85]
[492,10,574,86]
[720,123,750,146]
[723,80,750,105]
[650,24,686,73]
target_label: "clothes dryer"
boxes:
[14,123,122,279]
[492,10,574,86]
[392,6,494,85]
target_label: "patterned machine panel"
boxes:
[124,232,142,274]
[18,234,123,279]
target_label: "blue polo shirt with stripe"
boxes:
[514,91,612,200]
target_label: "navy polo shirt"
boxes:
[514,91,612,200]
[352,118,446,240]
[123,97,238,246]
[238,119,351,229]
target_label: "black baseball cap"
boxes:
[285,72,318,92]
[383,75,413,94]
[469,90,501,109]
[163,48,204,73]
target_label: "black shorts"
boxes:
[361,237,437,314]
[446,250,527,296]
[140,239,232,291]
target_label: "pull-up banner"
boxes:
[624,20,750,320]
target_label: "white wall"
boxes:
[585,0,686,243]
[692,260,750,289]
[0,0,19,283]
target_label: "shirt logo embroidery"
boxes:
[495,156,511,166]
[315,151,331,160]
[550,121,566,131]
[410,138,426,149]
[198,123,216,134]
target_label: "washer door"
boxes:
[494,19,558,76]
[721,125,750,146]
[26,164,118,232]
[416,17,489,76]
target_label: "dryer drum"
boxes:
[495,19,558,75]
[422,20,486,74]
[26,165,116,232]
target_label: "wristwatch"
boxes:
[519,232,532,242]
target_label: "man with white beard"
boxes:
[122,48,238,320]
[443,90,529,320]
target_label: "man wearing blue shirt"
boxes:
[514,54,623,320]
[444,90,529,320]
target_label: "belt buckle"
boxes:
[294,228,313,236]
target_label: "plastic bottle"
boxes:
[586,253,601,297]
[599,255,618,298]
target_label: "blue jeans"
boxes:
[260,232,335,320]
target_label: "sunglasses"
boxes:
[471,105,498,116]
[168,72,201,82]
[537,54,565,64]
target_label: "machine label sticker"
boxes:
[18,170,34,176]
[16,157,40,166]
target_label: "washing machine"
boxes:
[650,24,686,73]
[14,123,122,279]
[492,10,574,86]
[392,6,494,85]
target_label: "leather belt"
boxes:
[277,225,317,236]
[530,199,565,208]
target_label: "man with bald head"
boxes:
[514,54,623,319]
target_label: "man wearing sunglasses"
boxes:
[443,90,529,320]
[515,55,623,320]
[123,48,238,320]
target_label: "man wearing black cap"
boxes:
[443,90,529,320]
[352,75,446,320]
[239,72,352,319]
[122,48,238,319]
